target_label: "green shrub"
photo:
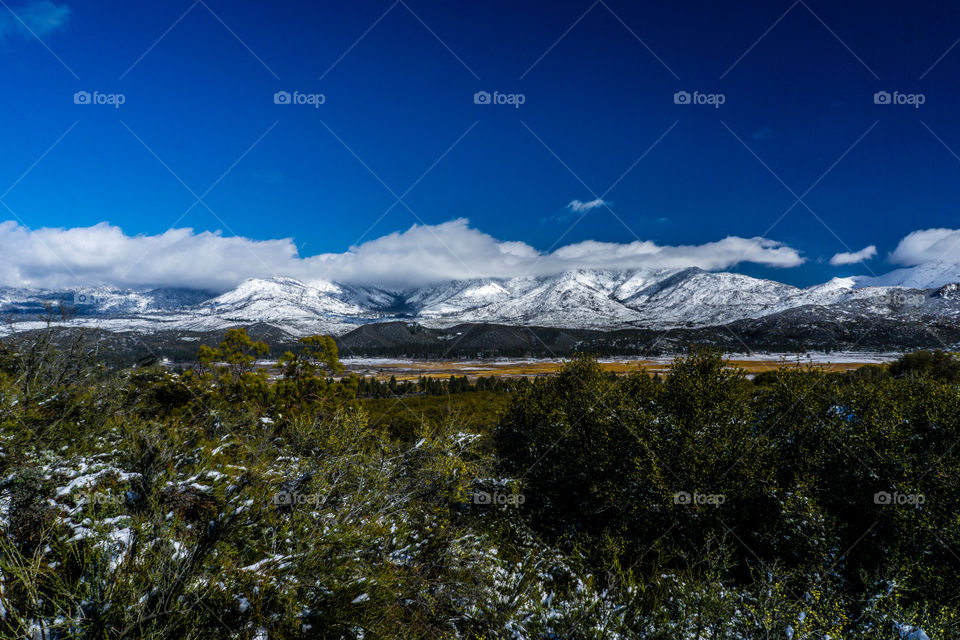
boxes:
[1,329,956,639]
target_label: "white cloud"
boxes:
[0,221,298,292]
[566,198,609,214]
[889,228,960,266]
[829,245,877,266]
[542,198,612,223]
[0,218,805,292]
[0,1,70,41]
[550,236,803,270]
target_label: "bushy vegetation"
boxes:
[0,330,958,639]
[357,374,517,398]
[498,350,960,638]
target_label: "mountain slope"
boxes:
[3,262,960,341]
[853,260,960,289]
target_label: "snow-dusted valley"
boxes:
[4,261,960,342]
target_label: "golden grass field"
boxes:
[340,356,890,381]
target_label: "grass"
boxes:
[362,390,512,447]
[345,357,884,380]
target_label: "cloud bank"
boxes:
[829,245,877,266]
[889,228,960,266]
[0,1,70,42]
[0,218,806,292]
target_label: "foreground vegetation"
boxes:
[0,328,957,639]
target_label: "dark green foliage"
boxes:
[497,348,960,636]
[841,362,890,383]
[3,329,960,638]
[356,373,517,398]
[362,390,512,445]
[0,328,604,639]
[889,348,960,382]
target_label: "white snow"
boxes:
[3,264,960,337]
[895,623,931,640]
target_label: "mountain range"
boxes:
[4,261,960,346]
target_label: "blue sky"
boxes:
[2,0,960,290]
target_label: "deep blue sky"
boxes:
[2,0,960,286]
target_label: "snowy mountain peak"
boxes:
[200,276,366,321]
[215,276,339,300]
[855,260,960,290]
[5,263,960,338]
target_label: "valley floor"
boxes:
[339,351,900,379]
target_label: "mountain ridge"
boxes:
[2,262,960,339]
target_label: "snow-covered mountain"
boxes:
[852,260,960,290]
[4,260,960,337]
